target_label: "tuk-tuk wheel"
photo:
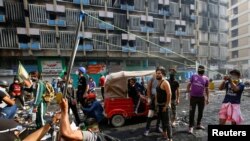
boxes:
[111,115,125,127]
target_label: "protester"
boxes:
[168,68,180,127]
[144,73,162,136]
[65,79,81,126]
[9,77,25,109]
[88,77,96,93]
[155,66,172,141]
[77,67,89,107]
[23,71,47,129]
[218,69,245,125]
[0,80,17,119]
[99,75,105,100]
[60,98,119,141]
[82,93,104,123]
[128,77,145,114]
[186,65,209,133]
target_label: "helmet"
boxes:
[87,93,96,99]
[78,67,86,74]
[0,80,8,87]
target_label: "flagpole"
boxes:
[63,11,85,98]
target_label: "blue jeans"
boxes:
[0,104,17,119]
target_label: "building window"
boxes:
[231,0,237,6]
[231,18,238,27]
[231,29,238,37]
[233,7,238,15]
[231,40,238,48]
[232,50,238,58]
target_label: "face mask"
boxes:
[198,70,205,75]
[68,84,72,88]
[31,77,38,82]
[169,74,175,81]
[14,80,19,83]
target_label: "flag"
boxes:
[18,61,31,87]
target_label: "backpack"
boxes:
[43,81,55,103]
[96,132,120,141]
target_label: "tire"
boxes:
[111,115,125,127]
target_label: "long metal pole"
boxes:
[63,11,85,98]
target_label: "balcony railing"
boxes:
[0,15,5,22]
[47,20,66,27]
[99,22,114,30]
[73,0,90,5]
[159,9,170,16]
[19,42,40,50]
[175,31,186,36]
[121,4,134,11]
[78,44,93,51]
[141,26,154,33]
[160,48,172,54]
[122,45,136,52]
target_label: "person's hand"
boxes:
[33,107,37,113]
[60,98,68,113]
[223,75,229,81]
[162,106,167,112]
[52,112,61,123]
[206,99,209,105]
[176,99,180,105]
[23,79,32,87]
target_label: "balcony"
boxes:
[0,15,5,22]
[99,22,114,30]
[121,4,134,11]
[160,48,171,54]
[141,26,154,33]
[73,0,90,5]
[47,20,66,27]
[190,15,196,22]
[78,44,93,51]
[19,42,40,50]
[175,30,187,36]
[159,9,170,16]
[122,45,136,52]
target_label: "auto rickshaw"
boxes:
[104,70,155,127]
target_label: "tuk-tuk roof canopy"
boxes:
[105,70,155,98]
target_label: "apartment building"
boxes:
[229,0,250,77]
[196,0,228,77]
[0,0,227,80]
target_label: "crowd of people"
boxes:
[0,65,246,141]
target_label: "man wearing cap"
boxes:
[77,67,89,107]
[219,69,245,125]
[186,65,209,133]
[82,93,104,123]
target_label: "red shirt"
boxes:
[99,76,105,87]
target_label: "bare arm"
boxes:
[163,81,171,108]
[23,113,61,141]
[176,87,180,104]
[219,81,226,90]
[60,99,83,140]
[186,83,191,93]
[146,79,153,97]
[2,95,15,106]
[205,87,209,104]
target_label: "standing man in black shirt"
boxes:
[77,67,89,107]
[168,68,180,127]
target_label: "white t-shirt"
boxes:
[82,131,98,141]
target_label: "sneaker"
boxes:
[144,130,149,136]
[156,127,163,133]
[188,127,193,134]
[196,125,205,130]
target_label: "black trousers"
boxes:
[158,106,172,139]
[189,96,205,127]
[68,102,81,125]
